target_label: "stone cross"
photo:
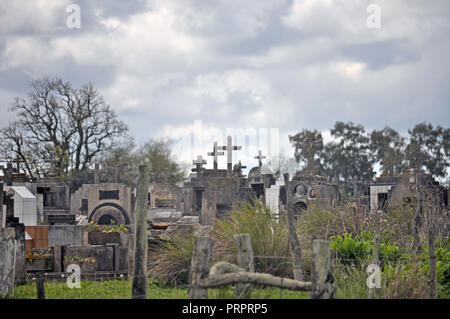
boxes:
[94,163,100,184]
[192,155,207,174]
[207,142,224,170]
[254,150,266,168]
[112,154,128,183]
[1,163,16,186]
[218,136,242,177]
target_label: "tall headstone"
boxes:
[0,227,16,297]
[207,142,224,170]
[218,136,242,178]
[132,165,149,299]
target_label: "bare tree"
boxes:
[0,76,127,179]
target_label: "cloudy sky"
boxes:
[0,0,449,170]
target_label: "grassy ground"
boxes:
[11,280,310,299]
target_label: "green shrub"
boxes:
[330,232,372,263]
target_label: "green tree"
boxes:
[369,126,406,175]
[406,122,449,178]
[289,129,324,175]
[322,121,374,183]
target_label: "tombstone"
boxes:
[207,142,224,170]
[0,227,16,297]
[218,136,242,178]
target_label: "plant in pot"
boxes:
[87,220,128,245]
[26,248,53,272]
[64,256,97,273]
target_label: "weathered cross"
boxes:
[207,142,224,170]
[218,136,242,177]
[254,150,266,168]
[112,154,128,183]
[192,155,207,174]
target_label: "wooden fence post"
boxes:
[189,236,215,299]
[311,240,335,299]
[132,165,149,299]
[234,234,254,299]
[36,274,45,299]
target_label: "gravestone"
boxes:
[218,136,242,178]
[0,227,16,297]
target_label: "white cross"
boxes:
[218,136,241,177]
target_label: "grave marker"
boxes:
[218,136,242,178]
[207,142,224,170]
[192,155,207,174]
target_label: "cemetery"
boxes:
[0,131,448,300]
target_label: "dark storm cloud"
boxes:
[0,0,449,153]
